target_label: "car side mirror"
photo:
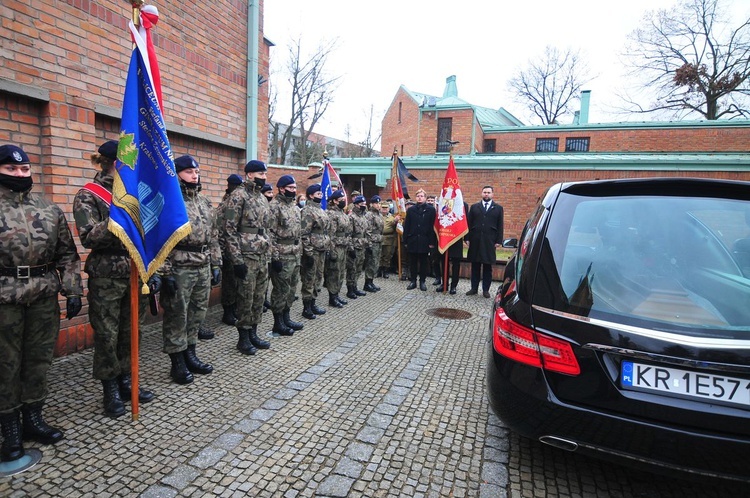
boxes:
[502,238,518,248]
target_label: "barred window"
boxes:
[565,137,590,152]
[483,139,496,153]
[535,138,559,153]
[437,118,453,153]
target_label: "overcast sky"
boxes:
[264,0,749,148]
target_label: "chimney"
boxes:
[443,75,458,98]
[579,90,591,124]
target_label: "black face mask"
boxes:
[0,174,33,192]
[312,197,322,204]
[183,181,199,190]
[359,205,367,212]
[337,200,346,209]
[283,190,296,198]
[253,177,266,188]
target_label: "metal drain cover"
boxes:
[425,308,472,320]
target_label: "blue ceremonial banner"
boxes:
[320,160,333,209]
[108,22,190,282]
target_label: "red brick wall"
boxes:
[381,88,421,157]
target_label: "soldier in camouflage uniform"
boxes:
[158,155,221,384]
[345,195,370,299]
[217,174,243,326]
[224,159,273,355]
[379,201,399,278]
[268,175,303,336]
[363,195,384,292]
[324,190,350,308]
[300,184,331,319]
[0,144,82,462]
[73,140,160,418]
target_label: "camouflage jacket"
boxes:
[326,204,351,250]
[300,201,330,254]
[349,209,371,250]
[382,213,398,244]
[216,187,239,256]
[366,207,385,244]
[269,194,301,260]
[224,182,272,263]
[159,184,221,275]
[73,171,132,279]
[0,184,82,305]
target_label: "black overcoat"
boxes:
[403,202,436,254]
[466,200,504,264]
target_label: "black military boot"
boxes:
[22,402,64,445]
[237,328,257,356]
[101,379,126,418]
[432,277,442,286]
[310,299,326,315]
[328,292,344,308]
[335,294,348,306]
[381,267,389,279]
[273,312,294,336]
[221,305,238,325]
[248,325,271,349]
[169,352,194,385]
[0,411,24,462]
[118,373,155,403]
[198,325,215,340]
[364,279,380,292]
[263,298,271,313]
[354,285,367,296]
[302,299,317,319]
[283,308,304,331]
[346,285,358,300]
[184,344,213,374]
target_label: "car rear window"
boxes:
[536,193,750,333]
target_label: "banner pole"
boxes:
[442,252,449,293]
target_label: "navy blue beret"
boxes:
[175,155,198,172]
[261,184,273,193]
[276,174,295,188]
[227,174,243,185]
[353,195,366,204]
[329,189,345,201]
[245,159,267,173]
[98,140,118,160]
[370,195,381,204]
[0,144,30,165]
[306,184,322,196]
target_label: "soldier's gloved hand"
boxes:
[365,247,373,256]
[234,264,248,280]
[147,275,162,294]
[348,250,356,259]
[325,250,334,262]
[210,267,221,286]
[271,259,283,273]
[163,276,178,296]
[66,296,82,319]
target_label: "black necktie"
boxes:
[484,202,490,211]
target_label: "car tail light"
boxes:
[492,307,580,375]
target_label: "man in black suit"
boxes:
[466,186,503,297]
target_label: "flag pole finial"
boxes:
[128,0,144,27]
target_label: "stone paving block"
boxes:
[160,465,201,489]
[190,447,228,469]
[317,474,356,497]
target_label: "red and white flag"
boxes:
[434,155,468,254]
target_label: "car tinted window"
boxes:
[536,194,750,333]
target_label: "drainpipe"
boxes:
[246,1,260,161]
[579,90,590,125]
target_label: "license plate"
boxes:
[621,361,750,409]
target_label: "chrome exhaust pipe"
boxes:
[539,435,578,452]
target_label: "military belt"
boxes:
[310,229,325,235]
[0,262,56,279]
[94,248,130,257]
[175,243,209,252]
[276,238,299,245]
[335,231,347,236]
[239,227,265,235]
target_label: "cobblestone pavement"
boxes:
[1,278,748,497]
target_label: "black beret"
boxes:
[244,159,267,173]
[227,174,243,185]
[98,140,118,160]
[0,144,30,165]
[261,184,273,193]
[276,174,295,188]
[370,195,381,204]
[329,189,345,201]
[175,155,198,172]
[306,184,322,196]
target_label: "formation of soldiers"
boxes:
[0,142,404,464]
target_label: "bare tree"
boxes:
[508,46,591,125]
[623,0,750,120]
[276,38,340,166]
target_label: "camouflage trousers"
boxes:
[346,248,365,286]
[220,251,237,308]
[235,256,269,328]
[380,240,396,268]
[324,246,347,294]
[88,277,149,380]
[0,298,59,414]
[300,251,325,300]
[364,242,382,279]
[270,254,300,314]
[160,265,210,354]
